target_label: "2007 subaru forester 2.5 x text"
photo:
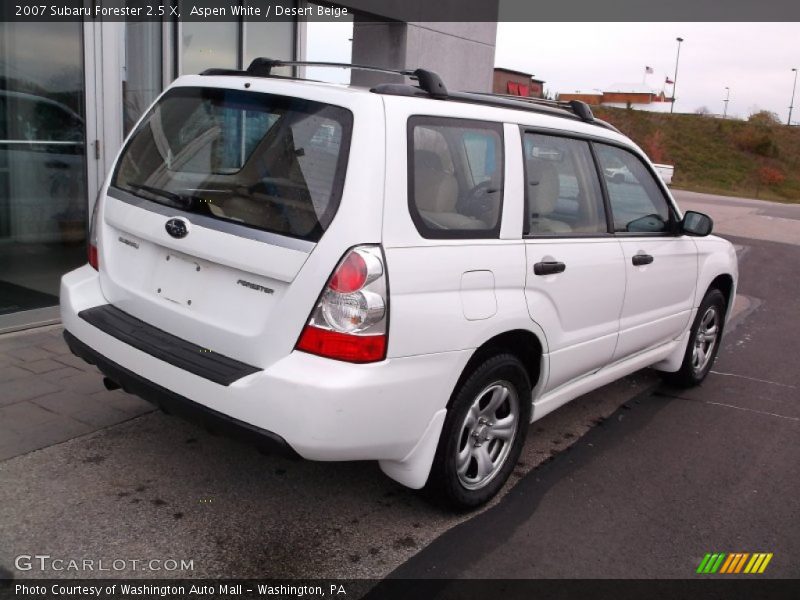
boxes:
[61,60,737,509]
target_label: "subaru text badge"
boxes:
[165,217,189,239]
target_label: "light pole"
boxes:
[723,87,730,119]
[788,68,798,126]
[670,36,684,114]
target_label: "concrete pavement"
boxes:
[671,189,800,244]
[0,328,153,461]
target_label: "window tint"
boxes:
[595,144,671,233]
[522,133,607,235]
[409,117,503,238]
[112,87,352,242]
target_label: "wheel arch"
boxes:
[447,329,544,409]
[708,273,734,313]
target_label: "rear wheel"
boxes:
[663,288,726,387]
[424,353,532,510]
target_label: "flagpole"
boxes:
[671,37,684,114]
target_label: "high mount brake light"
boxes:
[296,246,388,363]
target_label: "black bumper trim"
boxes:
[63,330,299,458]
[78,304,261,386]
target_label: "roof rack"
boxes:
[469,92,595,121]
[201,58,448,98]
[200,59,617,132]
[450,91,621,132]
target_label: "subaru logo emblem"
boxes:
[165,218,189,239]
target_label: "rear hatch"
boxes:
[97,81,357,368]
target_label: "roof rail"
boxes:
[200,58,448,98]
[468,92,596,123]
[199,60,616,131]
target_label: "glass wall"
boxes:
[0,14,298,328]
[0,22,87,321]
[244,21,295,67]
[124,22,163,135]
[181,21,240,75]
[180,3,295,75]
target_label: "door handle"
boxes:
[632,253,654,266]
[534,261,566,276]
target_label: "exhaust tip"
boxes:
[103,377,121,391]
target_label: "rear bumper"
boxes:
[64,330,297,458]
[60,265,469,473]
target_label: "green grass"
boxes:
[594,107,800,203]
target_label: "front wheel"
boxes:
[424,353,532,510]
[663,288,727,387]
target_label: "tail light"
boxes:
[296,246,388,363]
[88,194,101,270]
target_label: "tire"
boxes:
[424,353,532,510]
[662,288,727,388]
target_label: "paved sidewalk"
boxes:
[0,325,153,461]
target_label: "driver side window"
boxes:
[594,143,672,233]
[408,117,504,239]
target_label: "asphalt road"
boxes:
[380,191,800,580]
[0,191,797,582]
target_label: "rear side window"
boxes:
[522,132,608,235]
[112,87,353,242]
[594,143,672,233]
[408,117,504,239]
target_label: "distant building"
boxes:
[560,83,672,112]
[492,67,545,98]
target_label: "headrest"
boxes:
[527,160,560,216]
[415,149,445,172]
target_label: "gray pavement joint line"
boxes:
[709,370,797,389]
[658,391,799,423]
[0,411,153,464]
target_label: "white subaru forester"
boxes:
[60,60,738,509]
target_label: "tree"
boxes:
[755,165,785,198]
[643,130,668,164]
[748,110,781,126]
[694,106,711,116]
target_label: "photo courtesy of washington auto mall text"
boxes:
[11,583,351,599]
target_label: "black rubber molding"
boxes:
[78,304,261,386]
[63,330,297,458]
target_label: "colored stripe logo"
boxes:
[696,552,773,574]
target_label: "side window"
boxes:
[522,133,608,235]
[408,117,503,238]
[594,143,672,233]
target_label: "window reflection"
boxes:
[0,22,87,317]
[181,22,240,74]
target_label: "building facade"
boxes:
[492,67,545,98]
[0,2,497,332]
[560,84,672,112]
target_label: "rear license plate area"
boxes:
[153,253,202,307]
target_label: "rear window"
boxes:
[112,87,353,242]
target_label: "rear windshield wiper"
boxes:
[126,183,214,216]
[127,183,186,207]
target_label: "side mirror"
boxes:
[681,211,713,236]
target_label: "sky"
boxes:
[495,22,800,121]
[304,21,800,122]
